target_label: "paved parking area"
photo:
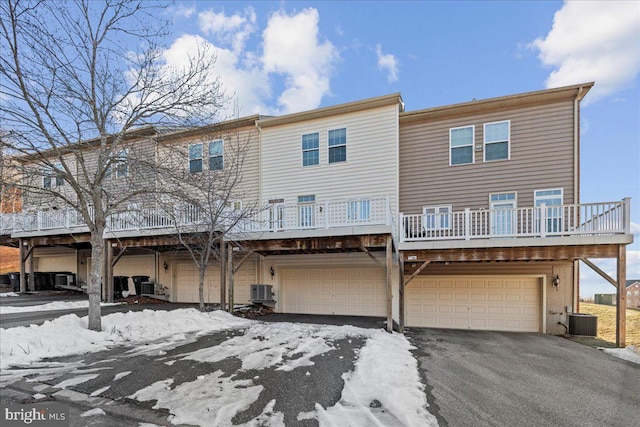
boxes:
[407,328,640,427]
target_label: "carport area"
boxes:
[408,328,640,427]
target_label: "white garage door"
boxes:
[37,255,76,272]
[175,260,256,304]
[282,268,386,316]
[406,276,541,332]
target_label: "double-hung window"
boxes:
[423,205,451,230]
[114,149,129,178]
[189,144,203,173]
[484,121,510,161]
[450,126,474,165]
[302,133,319,166]
[43,162,64,189]
[298,195,316,228]
[209,140,224,171]
[328,128,346,163]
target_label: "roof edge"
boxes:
[400,82,595,124]
[257,93,403,128]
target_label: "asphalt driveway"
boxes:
[407,328,640,427]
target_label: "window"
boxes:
[450,126,474,165]
[348,199,371,222]
[298,195,316,228]
[43,163,64,189]
[189,144,203,173]
[328,128,346,163]
[484,121,510,161]
[112,149,129,178]
[423,205,451,230]
[490,192,517,235]
[535,188,563,233]
[302,133,319,166]
[209,140,224,171]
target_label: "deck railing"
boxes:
[400,199,631,242]
[0,196,392,236]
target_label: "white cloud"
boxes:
[162,34,270,118]
[167,2,196,19]
[262,8,338,114]
[631,222,640,236]
[375,44,399,83]
[198,7,256,53]
[530,1,640,104]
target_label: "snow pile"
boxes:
[0,309,252,369]
[301,329,438,427]
[0,300,122,314]
[0,292,20,297]
[602,345,640,364]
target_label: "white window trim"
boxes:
[301,131,320,167]
[534,188,563,206]
[43,162,64,188]
[483,120,510,162]
[489,191,518,207]
[327,127,347,164]
[422,205,452,230]
[449,125,475,166]
[112,149,129,179]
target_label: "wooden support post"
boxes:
[404,260,432,287]
[227,243,234,313]
[399,254,405,333]
[112,246,127,267]
[361,246,385,271]
[232,251,255,274]
[386,235,393,333]
[27,246,34,291]
[616,245,626,348]
[105,240,114,303]
[19,239,26,293]
[220,238,226,311]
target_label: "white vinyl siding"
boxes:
[260,103,399,214]
[450,125,474,165]
[484,121,510,161]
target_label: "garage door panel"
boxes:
[407,276,541,332]
[282,268,385,316]
[176,260,256,304]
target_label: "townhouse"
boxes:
[0,83,633,343]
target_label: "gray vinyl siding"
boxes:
[399,101,576,214]
[260,104,400,214]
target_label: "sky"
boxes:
[159,1,639,298]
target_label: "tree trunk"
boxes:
[198,265,205,311]
[88,231,104,331]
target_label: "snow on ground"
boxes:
[1,308,436,426]
[80,408,106,417]
[602,345,640,364]
[0,300,123,314]
[300,329,439,427]
[0,309,252,370]
[0,292,20,297]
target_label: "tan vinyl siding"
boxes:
[260,104,399,213]
[400,101,575,214]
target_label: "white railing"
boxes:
[400,199,631,242]
[1,196,392,236]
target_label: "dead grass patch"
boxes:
[579,303,640,347]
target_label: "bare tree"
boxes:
[0,0,225,330]
[156,124,260,312]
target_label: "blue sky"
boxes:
[162,1,639,297]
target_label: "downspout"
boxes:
[573,86,586,313]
